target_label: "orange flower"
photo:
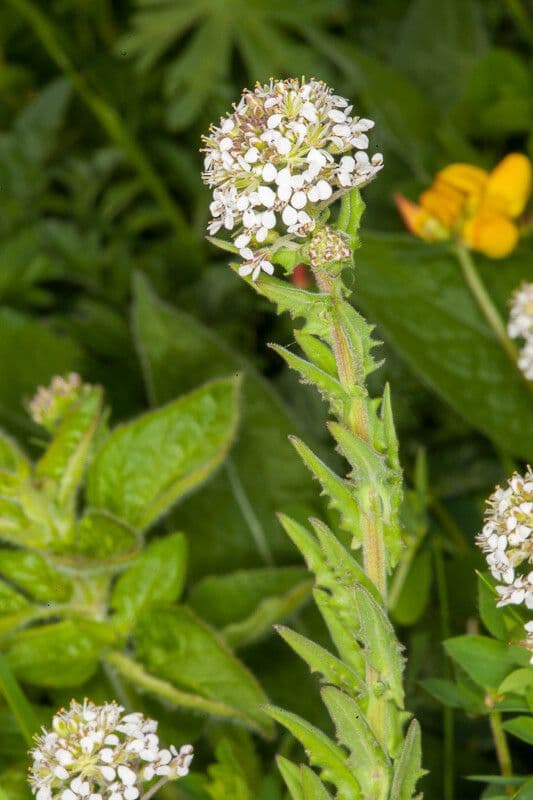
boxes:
[396,153,532,259]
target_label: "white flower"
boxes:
[29,701,193,800]
[508,283,533,381]
[202,78,383,279]
[476,468,533,658]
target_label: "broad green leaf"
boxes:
[356,236,533,459]
[87,376,240,530]
[4,620,114,687]
[421,677,485,713]
[502,716,533,745]
[321,685,390,797]
[132,275,317,575]
[444,635,531,690]
[0,550,71,603]
[189,566,309,628]
[54,509,140,569]
[499,669,533,696]
[0,582,28,614]
[111,532,187,631]
[134,605,273,737]
[265,705,361,799]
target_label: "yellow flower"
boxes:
[396,153,532,259]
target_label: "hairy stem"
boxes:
[313,266,387,599]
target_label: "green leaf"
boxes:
[0,581,29,614]
[36,387,103,509]
[0,654,40,745]
[276,757,305,800]
[111,532,187,631]
[300,764,334,800]
[4,620,114,687]
[499,669,533,697]
[421,677,485,713]
[321,685,390,797]
[289,437,360,538]
[189,567,311,648]
[269,344,347,415]
[276,626,364,698]
[478,574,508,640]
[444,635,530,690]
[134,605,273,738]
[389,719,424,800]
[265,705,361,799]
[55,509,140,569]
[132,275,317,575]
[502,716,533,745]
[356,236,533,459]
[87,376,240,530]
[0,550,72,603]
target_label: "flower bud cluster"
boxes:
[202,79,382,279]
[29,374,85,431]
[508,282,533,380]
[476,468,533,661]
[29,700,193,800]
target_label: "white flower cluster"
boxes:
[29,700,193,800]
[202,78,383,280]
[508,282,533,380]
[476,469,533,661]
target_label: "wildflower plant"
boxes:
[204,79,424,800]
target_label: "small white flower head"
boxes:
[29,700,193,800]
[309,226,351,272]
[476,469,533,653]
[517,338,533,381]
[202,78,383,279]
[29,373,85,432]
[508,282,533,341]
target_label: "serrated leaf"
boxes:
[111,532,187,632]
[329,421,388,486]
[134,605,273,737]
[87,376,240,530]
[289,437,360,538]
[321,685,390,798]
[389,719,423,800]
[276,757,305,800]
[353,585,405,707]
[265,705,362,799]
[276,625,364,698]
[294,332,337,377]
[300,764,334,800]
[270,344,347,414]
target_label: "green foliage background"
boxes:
[0,1,532,799]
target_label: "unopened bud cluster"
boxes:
[309,226,351,272]
[29,374,85,431]
[29,701,193,800]
[508,282,533,380]
[202,78,382,280]
[476,468,533,661]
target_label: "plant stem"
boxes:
[454,244,518,367]
[313,266,387,599]
[7,0,195,252]
[141,776,169,800]
[489,711,514,793]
